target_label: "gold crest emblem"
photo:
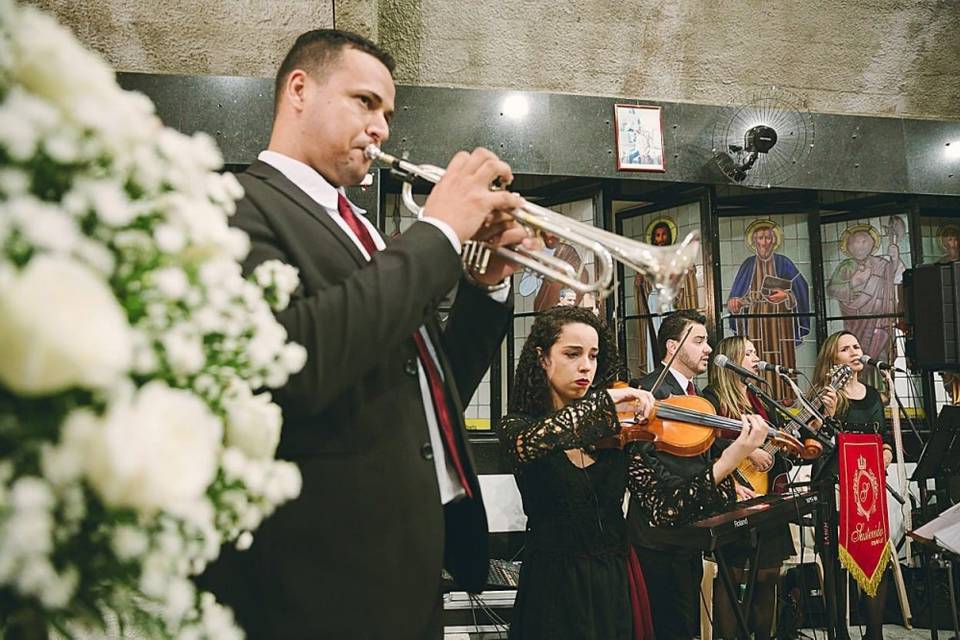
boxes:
[852,454,880,519]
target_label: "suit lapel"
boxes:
[655,364,687,397]
[423,318,478,477]
[245,160,371,268]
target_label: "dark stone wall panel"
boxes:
[118,73,960,197]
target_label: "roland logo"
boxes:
[734,518,748,528]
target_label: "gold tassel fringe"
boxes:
[838,540,891,598]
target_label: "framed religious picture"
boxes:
[614,104,666,172]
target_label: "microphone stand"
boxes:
[744,381,833,450]
[893,383,925,447]
[744,376,845,640]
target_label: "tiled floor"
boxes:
[446,626,958,639]
[801,627,958,640]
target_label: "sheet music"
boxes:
[478,474,527,533]
[911,501,960,543]
[935,520,960,556]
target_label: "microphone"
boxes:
[859,355,906,374]
[756,360,799,376]
[714,354,767,385]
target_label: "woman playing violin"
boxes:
[702,336,796,640]
[498,306,656,640]
[626,310,768,640]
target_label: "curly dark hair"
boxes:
[509,306,623,418]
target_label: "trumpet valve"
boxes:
[462,240,492,275]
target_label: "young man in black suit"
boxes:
[625,310,766,639]
[199,30,533,639]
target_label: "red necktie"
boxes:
[336,193,473,497]
[686,381,697,396]
[337,193,378,255]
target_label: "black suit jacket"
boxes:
[626,364,708,551]
[633,364,689,399]
[199,161,512,639]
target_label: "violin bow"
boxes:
[649,324,694,398]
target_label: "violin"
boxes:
[597,390,804,458]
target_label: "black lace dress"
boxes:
[499,390,652,640]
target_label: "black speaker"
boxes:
[781,563,827,631]
[904,262,960,370]
[902,563,960,630]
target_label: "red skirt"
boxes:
[627,546,655,639]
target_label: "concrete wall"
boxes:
[28,0,960,120]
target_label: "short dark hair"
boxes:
[656,309,706,359]
[274,29,396,109]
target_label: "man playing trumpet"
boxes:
[198,28,535,640]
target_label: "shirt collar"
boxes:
[663,364,692,393]
[258,150,366,215]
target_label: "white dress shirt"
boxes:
[667,366,695,395]
[259,150,505,504]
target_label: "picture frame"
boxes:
[614,104,666,172]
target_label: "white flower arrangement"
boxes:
[0,1,306,637]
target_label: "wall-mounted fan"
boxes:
[711,86,815,188]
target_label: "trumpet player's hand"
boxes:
[421,148,523,244]
[469,220,544,286]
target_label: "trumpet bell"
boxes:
[364,144,700,310]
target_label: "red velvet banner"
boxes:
[837,433,891,597]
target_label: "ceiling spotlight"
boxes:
[501,93,529,120]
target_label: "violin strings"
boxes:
[653,403,789,440]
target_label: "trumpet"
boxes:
[364,145,700,306]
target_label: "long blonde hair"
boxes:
[709,336,752,417]
[811,330,857,417]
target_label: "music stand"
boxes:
[912,405,960,484]
[911,404,960,640]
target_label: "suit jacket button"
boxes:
[420,443,434,460]
[404,358,419,377]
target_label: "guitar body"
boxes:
[735,456,794,496]
[735,460,769,495]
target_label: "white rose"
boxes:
[221,171,244,201]
[43,128,82,164]
[0,168,30,197]
[73,237,116,276]
[82,178,134,227]
[154,223,187,254]
[161,329,205,377]
[164,577,196,627]
[280,342,307,375]
[9,195,80,253]
[235,531,253,551]
[261,461,302,506]
[67,381,222,516]
[224,226,250,260]
[223,389,282,460]
[112,525,150,561]
[152,266,189,300]
[0,255,132,395]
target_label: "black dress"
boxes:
[499,390,652,640]
[843,384,888,439]
[627,440,737,639]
